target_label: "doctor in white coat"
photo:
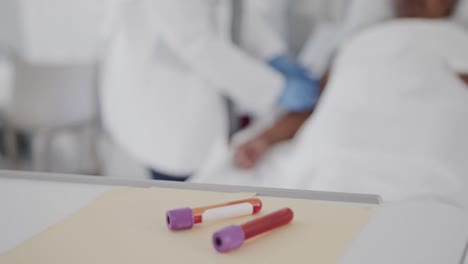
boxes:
[101,0,320,181]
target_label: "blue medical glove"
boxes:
[268,55,320,112]
[279,76,320,112]
[268,55,309,78]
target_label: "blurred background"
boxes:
[1,0,467,198]
[0,0,349,179]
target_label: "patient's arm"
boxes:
[234,111,312,169]
[234,72,329,169]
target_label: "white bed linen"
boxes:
[192,20,468,206]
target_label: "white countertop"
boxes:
[0,170,380,254]
[1,170,466,264]
[0,177,109,253]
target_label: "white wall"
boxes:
[0,0,117,64]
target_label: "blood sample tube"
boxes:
[166,198,262,230]
[212,208,294,253]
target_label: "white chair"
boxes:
[0,0,114,173]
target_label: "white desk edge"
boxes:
[0,170,382,204]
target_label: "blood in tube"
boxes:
[212,208,294,253]
[166,198,262,230]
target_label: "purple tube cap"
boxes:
[166,208,194,230]
[212,225,245,253]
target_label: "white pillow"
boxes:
[299,0,393,77]
[342,0,394,32]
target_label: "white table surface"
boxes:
[1,170,467,264]
[0,176,109,253]
[0,170,380,254]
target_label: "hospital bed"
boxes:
[192,17,468,209]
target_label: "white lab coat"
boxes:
[101,0,289,176]
[300,0,393,77]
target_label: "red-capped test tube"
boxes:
[212,208,294,253]
[166,198,262,230]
